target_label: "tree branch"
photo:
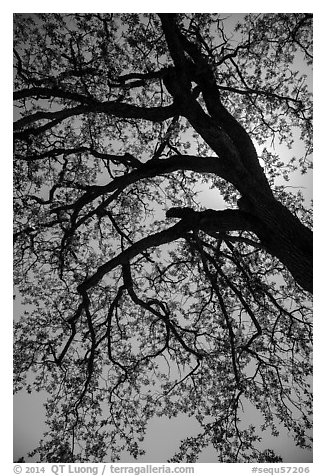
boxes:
[77,208,261,293]
[50,154,232,218]
[14,101,178,137]
[14,86,99,105]
[159,15,273,199]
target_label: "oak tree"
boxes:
[13,13,313,463]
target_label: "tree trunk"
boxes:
[239,195,313,293]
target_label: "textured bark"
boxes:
[241,196,313,293]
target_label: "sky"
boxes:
[12,11,313,465]
[13,391,313,463]
[4,2,325,473]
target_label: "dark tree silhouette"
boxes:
[13,13,312,463]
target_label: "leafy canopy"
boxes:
[13,13,312,463]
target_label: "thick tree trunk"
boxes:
[239,195,313,293]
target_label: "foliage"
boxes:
[13,13,312,463]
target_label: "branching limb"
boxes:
[77,208,263,294]
[122,262,204,360]
[14,101,178,140]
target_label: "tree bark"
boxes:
[240,196,313,293]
